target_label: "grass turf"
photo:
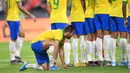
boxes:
[0,41,130,73]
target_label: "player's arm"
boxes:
[81,0,86,12]
[122,1,127,19]
[46,0,51,17]
[53,40,60,66]
[17,1,36,22]
[5,1,8,21]
[59,45,67,69]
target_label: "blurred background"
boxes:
[0,0,70,42]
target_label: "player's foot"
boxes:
[50,66,59,70]
[103,61,111,66]
[19,62,28,71]
[87,61,93,67]
[79,63,86,66]
[92,62,98,67]
[120,62,128,66]
[73,63,80,67]
[66,63,74,67]
[15,56,23,62]
[96,61,104,67]
[10,60,23,64]
[111,62,119,66]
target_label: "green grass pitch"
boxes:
[0,41,130,73]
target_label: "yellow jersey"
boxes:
[70,0,85,22]
[6,0,21,21]
[110,0,123,17]
[94,0,110,14]
[85,0,95,18]
[47,0,68,24]
[32,29,64,43]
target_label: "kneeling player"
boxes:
[20,25,75,71]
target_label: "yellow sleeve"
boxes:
[16,0,22,2]
[47,0,50,4]
[122,0,128,3]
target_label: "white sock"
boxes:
[48,46,54,67]
[64,42,71,64]
[9,40,16,61]
[72,38,79,63]
[110,38,116,62]
[127,44,130,64]
[103,35,111,61]
[92,41,96,61]
[86,41,93,62]
[80,35,86,63]
[96,37,103,61]
[26,64,43,70]
[15,37,24,57]
[120,38,127,62]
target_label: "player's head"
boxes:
[64,25,75,39]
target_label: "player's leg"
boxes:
[109,17,118,66]
[89,18,97,66]
[78,22,86,64]
[117,18,128,66]
[84,18,93,66]
[7,21,20,64]
[55,23,72,66]
[71,22,80,66]
[94,14,103,66]
[15,25,25,62]
[127,16,130,69]
[101,14,111,66]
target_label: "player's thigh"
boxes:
[99,14,110,31]
[94,14,102,31]
[84,18,92,35]
[34,51,49,70]
[127,16,130,34]
[51,23,56,30]
[7,21,20,40]
[71,22,84,35]
[116,17,127,32]
[55,23,67,29]
[31,41,44,53]
[110,17,118,32]
[19,25,25,38]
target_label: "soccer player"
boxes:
[46,0,72,66]
[70,0,86,66]
[84,0,96,66]
[94,0,111,66]
[20,25,75,71]
[122,0,130,69]
[5,0,36,64]
[110,0,128,66]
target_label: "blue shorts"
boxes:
[31,41,49,65]
[71,22,85,35]
[7,21,20,40]
[51,23,67,30]
[127,16,130,34]
[110,17,127,32]
[84,18,95,35]
[94,14,110,31]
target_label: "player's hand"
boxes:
[1,21,8,28]
[52,59,58,66]
[30,14,36,22]
[62,64,67,69]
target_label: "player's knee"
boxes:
[111,32,118,39]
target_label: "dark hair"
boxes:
[64,25,75,32]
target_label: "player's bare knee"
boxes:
[111,32,118,39]
[120,32,127,38]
